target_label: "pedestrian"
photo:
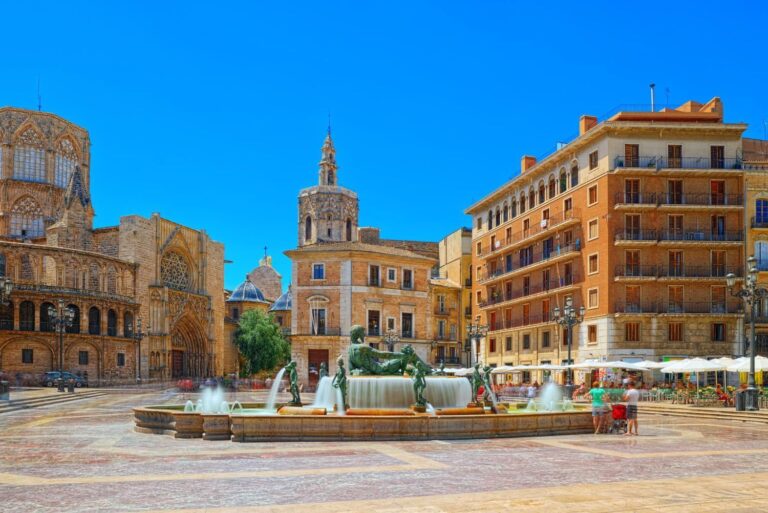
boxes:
[587,380,608,434]
[623,380,639,435]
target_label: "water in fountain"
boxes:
[265,367,287,411]
[335,387,345,414]
[537,382,563,412]
[183,400,195,412]
[348,376,471,409]
[525,399,537,411]
[230,401,243,414]
[220,401,230,414]
[196,386,225,413]
[310,377,337,411]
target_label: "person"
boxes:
[587,380,608,434]
[623,380,640,436]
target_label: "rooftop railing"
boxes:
[614,155,743,170]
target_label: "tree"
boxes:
[234,309,290,376]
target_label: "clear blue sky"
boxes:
[3,1,767,290]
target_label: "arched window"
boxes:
[529,188,536,209]
[124,311,134,338]
[88,307,101,335]
[106,267,117,294]
[0,254,6,277]
[346,218,352,241]
[487,210,493,229]
[559,169,567,193]
[66,305,80,334]
[14,127,46,183]
[10,196,44,238]
[160,252,190,291]
[55,138,78,187]
[107,309,117,336]
[19,301,35,331]
[570,163,579,187]
[89,263,100,291]
[502,203,509,222]
[40,302,55,332]
[520,194,526,214]
[327,168,335,185]
[0,302,13,330]
[495,208,501,226]
[548,176,556,198]
[305,216,312,242]
[538,182,545,204]
[510,198,517,217]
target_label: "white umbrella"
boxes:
[635,360,668,369]
[490,365,517,374]
[662,358,726,398]
[569,360,646,371]
[445,367,471,376]
[727,356,768,373]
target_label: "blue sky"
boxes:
[2,1,767,290]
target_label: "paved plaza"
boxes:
[2,391,768,512]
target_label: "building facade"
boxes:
[0,107,227,383]
[467,98,751,376]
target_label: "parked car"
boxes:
[41,371,88,388]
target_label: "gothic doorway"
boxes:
[172,350,184,378]
[170,315,209,378]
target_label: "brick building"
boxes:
[0,107,227,383]
[466,97,755,377]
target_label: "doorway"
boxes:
[307,349,329,388]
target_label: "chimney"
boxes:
[579,115,598,135]
[357,227,380,244]
[521,155,537,173]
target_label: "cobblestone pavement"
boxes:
[2,390,768,512]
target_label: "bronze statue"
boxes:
[347,325,432,375]
[319,362,328,379]
[471,363,483,404]
[285,361,301,406]
[434,359,446,376]
[411,364,428,409]
[331,355,348,410]
[482,365,496,404]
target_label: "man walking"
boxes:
[623,380,640,436]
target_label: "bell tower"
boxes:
[297,130,359,247]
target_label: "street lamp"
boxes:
[0,275,13,305]
[133,317,149,384]
[48,299,75,392]
[466,320,488,367]
[553,296,585,396]
[726,255,766,411]
[383,329,400,352]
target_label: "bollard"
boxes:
[67,379,75,393]
[0,380,9,401]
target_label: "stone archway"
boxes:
[169,315,209,378]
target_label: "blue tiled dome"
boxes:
[269,288,292,311]
[227,276,266,303]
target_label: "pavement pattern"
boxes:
[2,390,768,512]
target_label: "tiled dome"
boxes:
[269,287,292,311]
[227,276,266,303]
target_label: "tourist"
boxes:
[527,383,536,400]
[587,381,608,434]
[623,380,639,436]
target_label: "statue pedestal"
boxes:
[286,401,303,407]
[411,404,427,413]
[467,401,483,408]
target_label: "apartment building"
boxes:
[466,97,749,373]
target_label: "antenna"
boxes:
[665,87,670,107]
[649,83,656,112]
[327,111,332,136]
[264,245,268,259]
[37,78,42,112]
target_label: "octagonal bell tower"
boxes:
[297,130,359,247]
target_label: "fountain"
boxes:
[133,325,592,441]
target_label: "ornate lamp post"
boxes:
[133,317,149,384]
[466,320,488,367]
[48,300,75,392]
[383,329,400,352]
[0,275,13,305]
[726,255,766,411]
[553,296,585,396]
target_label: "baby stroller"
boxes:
[608,404,628,434]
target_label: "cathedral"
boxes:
[0,107,227,383]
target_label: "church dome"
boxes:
[227,276,267,303]
[269,287,292,312]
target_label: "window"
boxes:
[538,183,545,204]
[232,307,239,320]
[626,285,641,312]
[305,216,312,242]
[588,325,597,343]
[668,250,683,277]
[369,265,380,286]
[312,263,325,280]
[542,298,550,321]
[624,144,639,167]
[710,180,725,205]
[488,210,493,229]
[668,286,684,313]
[588,254,598,274]
[107,309,117,336]
[710,145,725,169]
[160,252,190,291]
[711,251,726,277]
[19,301,34,331]
[505,336,512,351]
[367,310,380,336]
[564,198,573,215]
[548,176,556,198]
[276,315,284,326]
[79,351,89,365]
[124,312,134,338]
[542,331,550,348]
[387,317,395,331]
[520,194,526,213]
[588,219,599,240]
[346,219,352,241]
[624,178,640,204]
[529,188,536,209]
[401,312,413,338]
[55,139,78,187]
[88,307,101,335]
[310,306,327,335]
[667,180,683,204]
[757,200,768,226]
[510,198,517,217]
[668,322,683,342]
[625,250,640,276]
[10,196,44,238]
[668,145,682,168]
[559,170,567,193]
[588,288,598,308]
[39,302,54,332]
[22,348,33,364]
[402,269,413,289]
[625,322,639,342]
[14,129,46,183]
[489,338,497,353]
[588,185,598,205]
[711,286,726,314]
[570,163,579,187]
[66,305,80,334]
[387,268,396,282]
[589,150,598,170]
[476,217,482,230]
[476,291,482,304]
[476,242,482,256]
[117,353,126,367]
[712,323,726,342]
[522,334,531,350]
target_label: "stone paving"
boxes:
[2,390,768,512]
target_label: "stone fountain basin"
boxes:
[133,404,592,441]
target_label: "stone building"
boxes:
[223,276,272,374]
[0,107,227,383]
[286,131,440,386]
[744,138,768,355]
[467,97,752,378]
[247,252,282,302]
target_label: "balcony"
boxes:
[434,306,454,316]
[478,208,580,257]
[658,193,743,207]
[614,192,658,206]
[614,229,658,243]
[464,278,472,287]
[435,356,461,365]
[480,272,580,309]
[614,301,658,314]
[478,243,580,284]
[658,265,742,279]
[614,301,742,315]
[614,155,743,171]
[305,327,342,336]
[488,313,556,333]
[659,230,743,243]
[614,265,658,279]
[434,334,458,342]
